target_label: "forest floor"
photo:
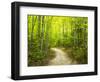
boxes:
[48,48,77,65]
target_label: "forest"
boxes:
[28,15,88,66]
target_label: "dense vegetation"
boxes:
[28,15,88,66]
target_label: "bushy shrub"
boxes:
[71,47,87,64]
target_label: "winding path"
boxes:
[48,48,74,65]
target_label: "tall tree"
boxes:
[31,16,37,47]
[40,16,44,54]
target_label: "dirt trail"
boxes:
[48,48,74,65]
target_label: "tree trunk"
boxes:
[38,16,41,49]
[40,16,44,53]
[31,16,37,47]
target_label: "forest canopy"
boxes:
[28,15,88,66]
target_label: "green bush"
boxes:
[71,47,87,64]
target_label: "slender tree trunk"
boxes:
[45,16,49,55]
[38,16,41,49]
[48,17,53,48]
[62,20,65,47]
[30,16,37,48]
[40,16,44,53]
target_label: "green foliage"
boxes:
[71,47,88,64]
[28,15,88,66]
